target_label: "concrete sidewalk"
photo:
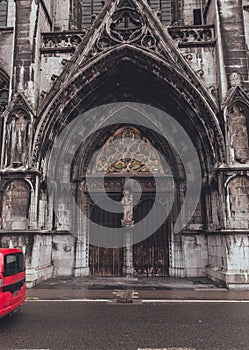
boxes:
[26,276,249,300]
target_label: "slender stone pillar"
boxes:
[123,227,134,276]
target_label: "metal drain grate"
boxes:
[111,298,143,304]
[116,298,133,304]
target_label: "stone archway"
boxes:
[34,31,226,279]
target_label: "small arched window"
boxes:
[0,0,8,27]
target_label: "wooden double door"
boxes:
[89,193,169,277]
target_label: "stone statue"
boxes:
[5,110,30,167]
[121,190,134,227]
[229,104,248,163]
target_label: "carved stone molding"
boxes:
[168,25,215,47]
[81,175,175,193]
[41,31,87,53]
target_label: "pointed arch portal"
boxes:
[33,0,226,279]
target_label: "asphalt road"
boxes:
[1,300,249,350]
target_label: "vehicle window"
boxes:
[4,253,24,276]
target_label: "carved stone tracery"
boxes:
[42,31,87,52]
[92,0,164,59]
[91,126,164,175]
[168,25,215,47]
[106,1,146,43]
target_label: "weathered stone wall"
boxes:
[183,233,208,277]
[40,50,73,96]
[52,233,75,276]
[208,233,249,289]
[179,44,217,97]
[207,234,227,286]
[182,0,203,25]
[54,0,70,31]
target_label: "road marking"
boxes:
[142,299,249,303]
[26,298,249,303]
[137,348,196,350]
[132,291,139,298]
[26,298,110,302]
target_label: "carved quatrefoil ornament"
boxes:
[106,3,146,44]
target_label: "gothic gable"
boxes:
[45,0,217,113]
[2,93,34,119]
[226,85,249,109]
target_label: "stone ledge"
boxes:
[168,25,215,48]
[26,265,53,288]
[207,266,249,290]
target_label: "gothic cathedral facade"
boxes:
[0,0,249,289]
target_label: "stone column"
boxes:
[74,183,89,276]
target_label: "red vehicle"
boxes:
[0,248,26,318]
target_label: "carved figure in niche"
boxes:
[121,190,134,227]
[228,104,248,163]
[5,109,30,167]
[2,180,30,230]
[228,176,249,229]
